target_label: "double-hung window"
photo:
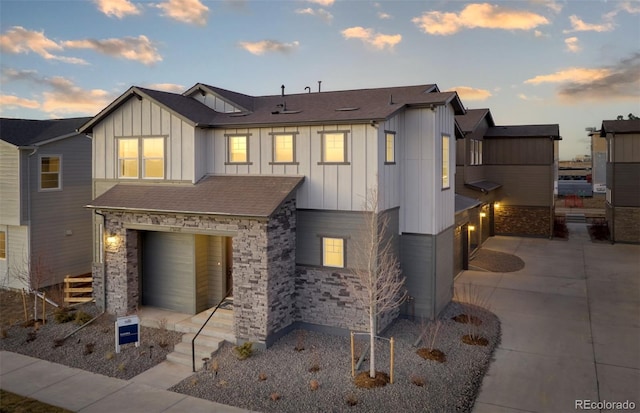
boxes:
[442,134,450,189]
[322,237,345,268]
[118,137,165,179]
[470,140,483,166]
[227,134,250,164]
[385,132,396,164]
[271,133,296,163]
[40,155,61,190]
[320,131,349,164]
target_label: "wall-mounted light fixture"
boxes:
[468,225,476,231]
[494,202,501,209]
[480,212,487,218]
[106,234,119,248]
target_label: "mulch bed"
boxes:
[470,249,525,272]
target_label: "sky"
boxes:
[1,0,639,160]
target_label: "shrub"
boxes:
[410,375,426,387]
[258,372,267,381]
[345,393,358,406]
[309,379,319,391]
[270,392,280,401]
[74,311,92,325]
[54,307,75,324]
[233,341,253,360]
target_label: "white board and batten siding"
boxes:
[401,106,456,236]
[206,123,379,211]
[92,96,198,199]
[0,225,29,290]
[0,141,21,226]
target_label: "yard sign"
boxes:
[115,315,140,353]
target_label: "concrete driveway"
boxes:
[455,224,640,413]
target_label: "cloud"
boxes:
[295,7,333,23]
[308,0,334,6]
[94,0,141,18]
[412,3,549,35]
[0,94,40,110]
[1,68,113,115]
[448,86,492,101]
[564,15,614,33]
[530,0,563,14]
[378,12,392,20]
[62,35,161,65]
[341,26,402,50]
[156,0,209,26]
[146,83,184,93]
[517,93,542,101]
[617,1,640,14]
[525,53,640,102]
[0,26,88,64]
[238,40,300,55]
[564,37,581,53]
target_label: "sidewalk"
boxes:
[456,227,640,413]
[0,351,255,413]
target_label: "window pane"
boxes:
[143,138,164,158]
[40,156,61,189]
[229,136,247,163]
[41,173,59,189]
[274,135,294,162]
[120,159,138,178]
[323,237,344,268]
[324,133,344,162]
[144,159,164,178]
[442,135,450,188]
[0,231,6,259]
[386,133,395,163]
[41,157,60,172]
[119,139,138,158]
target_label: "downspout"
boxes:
[94,211,108,311]
[549,136,554,239]
[610,133,615,244]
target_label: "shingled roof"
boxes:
[80,83,466,133]
[600,119,640,136]
[87,175,304,217]
[455,108,494,134]
[485,124,561,140]
[0,117,91,147]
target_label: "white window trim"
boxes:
[117,136,166,180]
[39,154,62,191]
[322,236,345,268]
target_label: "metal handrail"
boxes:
[192,287,233,372]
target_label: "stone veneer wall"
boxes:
[607,205,640,243]
[97,206,298,344]
[494,205,551,237]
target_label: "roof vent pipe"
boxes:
[281,85,285,97]
[389,94,394,105]
[318,81,322,93]
[305,86,311,93]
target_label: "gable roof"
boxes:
[80,83,466,133]
[87,175,304,217]
[485,124,561,140]
[455,108,495,134]
[0,117,92,147]
[600,119,640,136]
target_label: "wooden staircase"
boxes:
[166,300,235,369]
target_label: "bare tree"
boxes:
[10,252,54,321]
[350,186,406,379]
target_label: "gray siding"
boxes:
[485,165,553,207]
[0,141,20,226]
[29,135,93,287]
[434,226,454,316]
[399,233,434,319]
[484,137,553,165]
[142,231,195,313]
[194,234,209,313]
[608,163,640,207]
[610,133,640,162]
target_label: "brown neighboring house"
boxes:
[600,119,640,243]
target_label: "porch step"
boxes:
[174,341,221,359]
[173,320,235,342]
[565,213,587,223]
[166,351,195,367]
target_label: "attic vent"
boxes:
[335,107,360,112]
[229,113,250,117]
[279,110,302,114]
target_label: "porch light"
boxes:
[494,202,500,209]
[480,212,487,218]
[106,235,119,247]
[468,225,476,231]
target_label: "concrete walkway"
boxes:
[0,351,255,412]
[456,227,640,413]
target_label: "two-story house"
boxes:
[79,83,464,347]
[600,119,640,243]
[0,117,93,290]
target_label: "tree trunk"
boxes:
[369,310,376,378]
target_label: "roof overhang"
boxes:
[465,180,502,193]
[455,194,482,213]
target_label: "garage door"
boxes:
[142,232,194,313]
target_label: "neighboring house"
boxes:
[79,83,464,347]
[600,119,640,243]
[591,129,607,194]
[0,117,93,290]
[453,110,561,269]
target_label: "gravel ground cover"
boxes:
[0,303,182,380]
[170,301,500,413]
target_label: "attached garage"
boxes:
[141,231,229,314]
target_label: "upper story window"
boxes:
[442,134,450,189]
[470,139,483,166]
[118,137,165,179]
[322,237,344,268]
[227,134,250,164]
[40,155,61,190]
[385,132,396,164]
[319,131,349,164]
[271,133,296,164]
[0,231,6,259]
